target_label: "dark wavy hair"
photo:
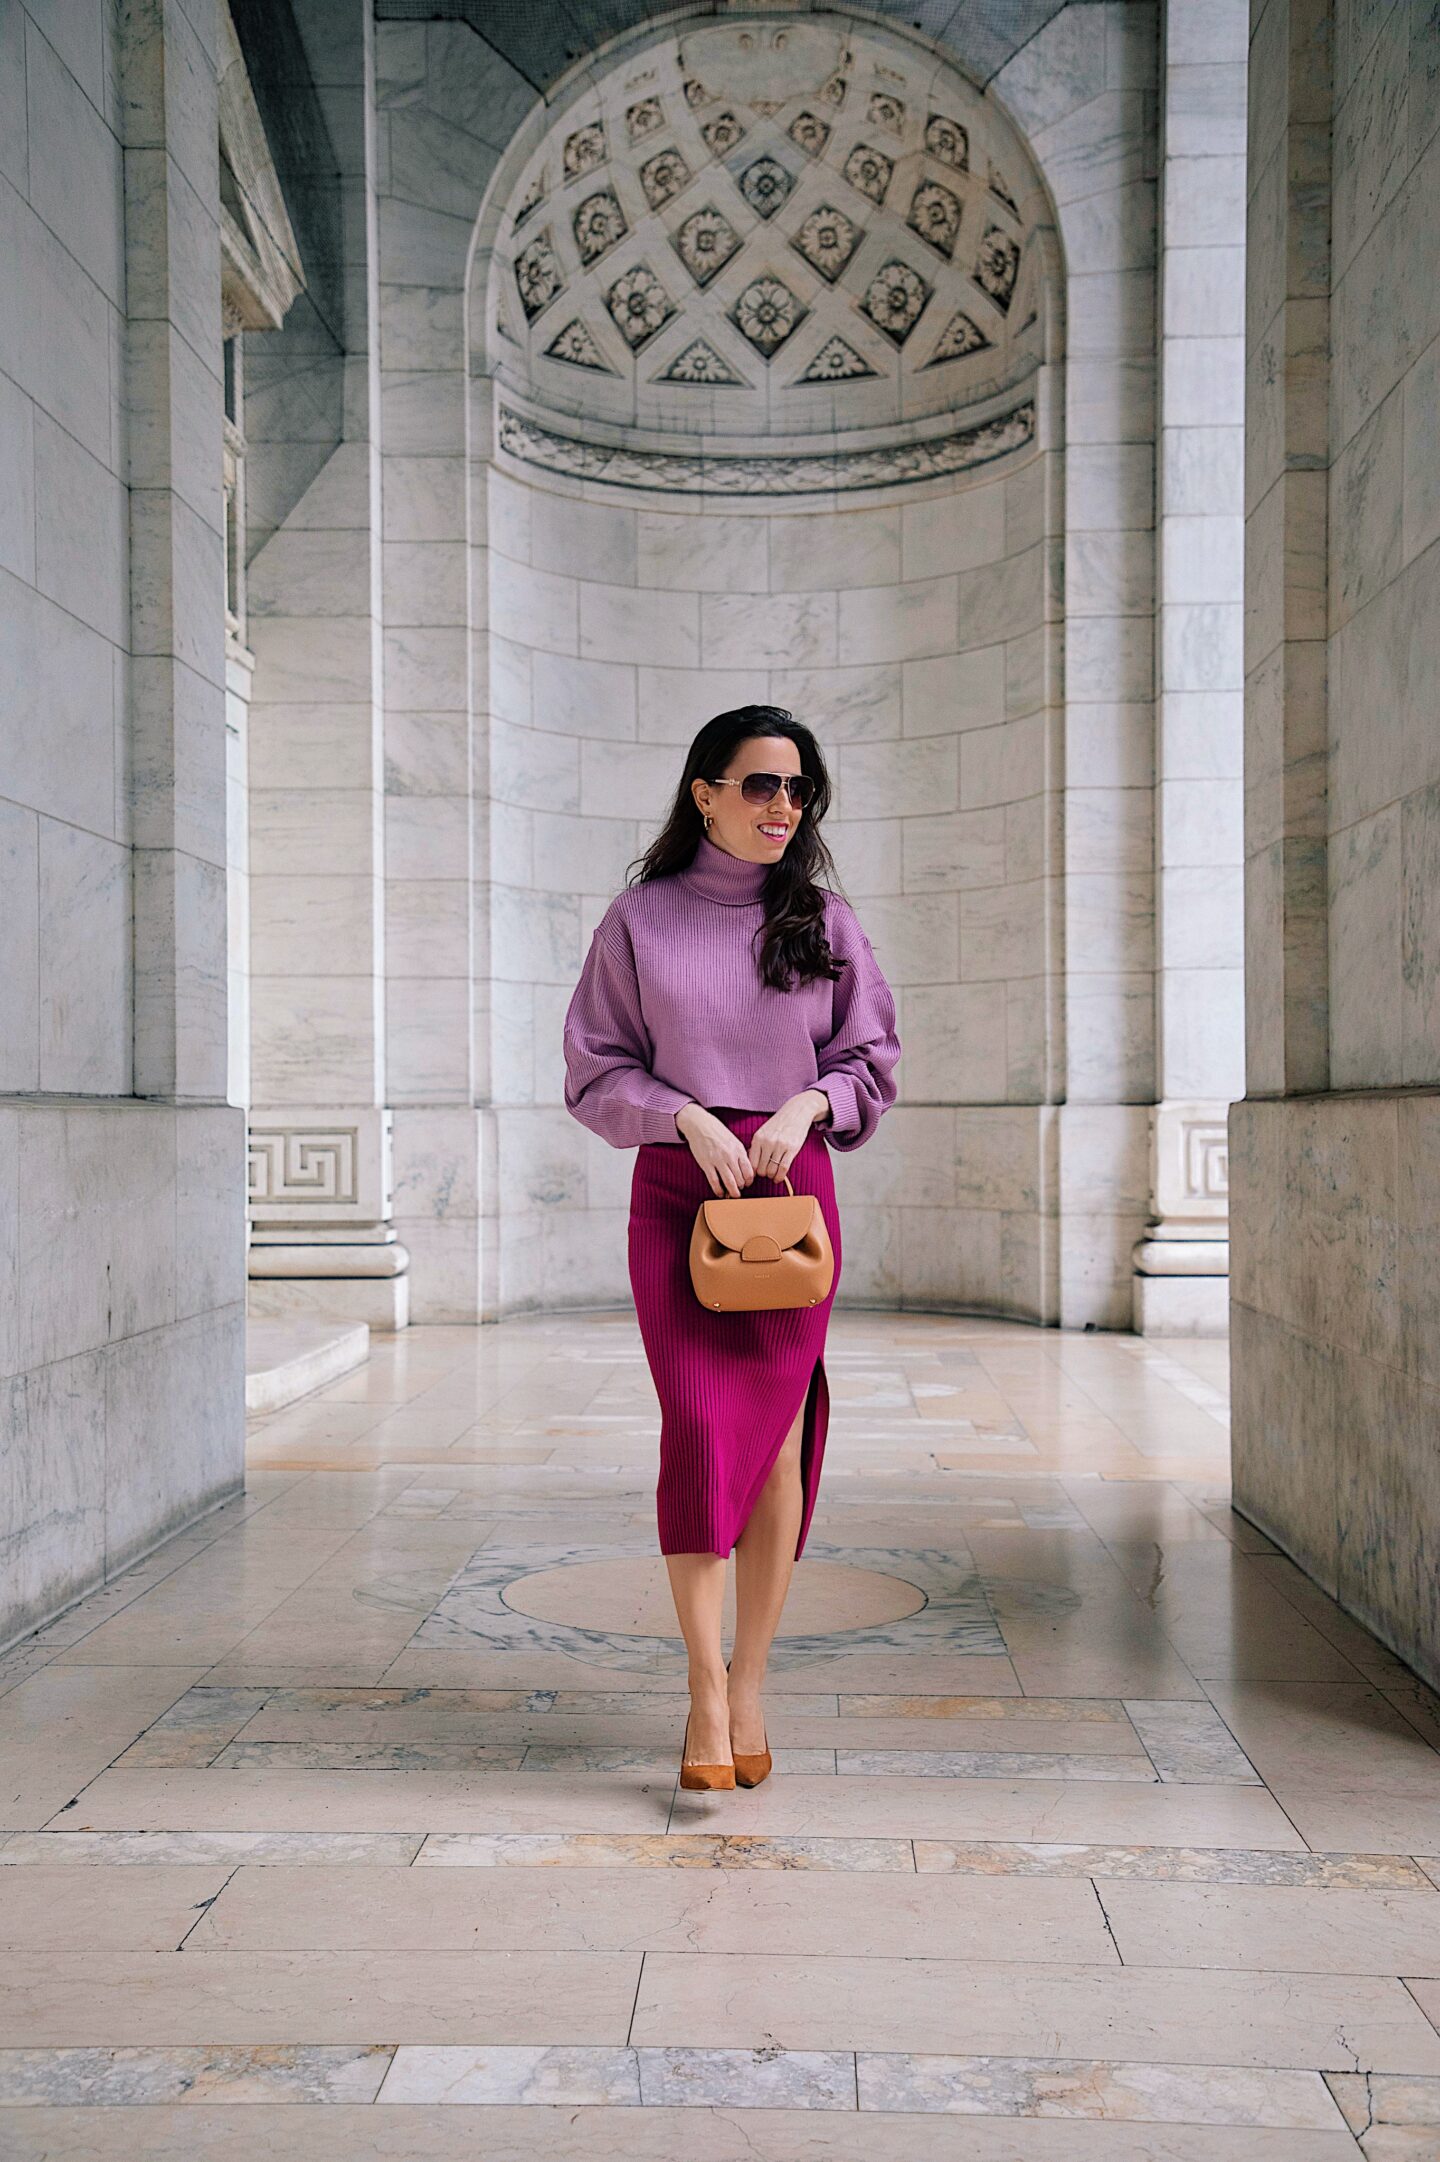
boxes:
[626,706,845,993]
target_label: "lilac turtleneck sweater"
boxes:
[562,833,901,1152]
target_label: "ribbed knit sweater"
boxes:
[562,832,901,1151]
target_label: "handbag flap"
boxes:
[701,1194,817,1253]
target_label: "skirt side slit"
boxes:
[628,1106,841,1559]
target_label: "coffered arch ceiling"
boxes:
[477,18,1056,497]
[374,1,1071,101]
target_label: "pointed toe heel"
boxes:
[723,1666,771,1785]
[732,1736,771,1787]
[679,1712,735,1792]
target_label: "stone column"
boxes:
[1240,0,1331,1101]
[1134,0,1248,1334]
[241,0,408,1326]
[0,0,245,1648]
[126,0,231,1101]
[372,21,529,1322]
[994,4,1161,1328]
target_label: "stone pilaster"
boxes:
[1136,0,1248,1333]
[241,0,408,1325]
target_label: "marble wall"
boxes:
[1233,0,1440,1688]
[0,0,245,1650]
[476,456,1058,1317]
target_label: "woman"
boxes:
[562,707,900,1789]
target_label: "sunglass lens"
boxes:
[740,773,813,806]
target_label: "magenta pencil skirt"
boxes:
[628,1107,842,1560]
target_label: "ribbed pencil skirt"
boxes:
[628,1107,842,1559]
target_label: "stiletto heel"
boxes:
[679,1710,735,1791]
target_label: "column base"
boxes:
[1134,1271,1230,1336]
[247,1238,411,1331]
[1133,1236,1230,1336]
[247,1272,410,1331]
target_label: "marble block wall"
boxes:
[1233,0,1440,1687]
[0,1101,246,1645]
[475,453,1058,1320]
[0,0,246,1650]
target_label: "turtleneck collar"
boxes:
[679,830,774,906]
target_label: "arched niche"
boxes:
[463,15,1069,1321]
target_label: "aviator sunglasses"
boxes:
[707,771,817,809]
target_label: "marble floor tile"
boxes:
[187,1864,1118,1963]
[912,1840,1433,1887]
[0,1950,643,2045]
[635,2046,856,2110]
[0,1831,426,1865]
[0,1644,64,1699]
[837,1694,1129,1721]
[196,1662,436,1689]
[1326,2071,1440,2135]
[0,2043,393,2104]
[0,1666,208,1831]
[832,1749,1157,1779]
[0,2103,1365,2157]
[1095,1879,1440,1974]
[0,1864,236,1949]
[413,1833,914,1870]
[1385,1681,1440,1751]
[629,1952,1440,2068]
[1097,1548,1371,1683]
[855,2052,1343,2127]
[1121,1700,1262,1782]
[374,2043,862,2109]
[377,2044,641,2106]
[114,1687,275,1768]
[1247,1555,1420,1685]
[59,1769,675,1835]
[211,1740,530,1770]
[670,1775,1307,1847]
[1203,1681,1440,1851]
[778,1716,1146,1753]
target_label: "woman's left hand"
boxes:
[747,1091,827,1181]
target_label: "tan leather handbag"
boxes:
[688,1172,835,1312]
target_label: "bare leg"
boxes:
[663,1553,731,1765]
[728,1392,807,1754]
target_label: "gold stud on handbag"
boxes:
[688,1172,835,1312]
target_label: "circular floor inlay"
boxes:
[501,1557,927,1638]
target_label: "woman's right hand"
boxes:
[674,1103,756,1198]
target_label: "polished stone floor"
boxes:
[3,1311,1440,2159]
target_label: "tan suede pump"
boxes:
[679,1711,735,1791]
[725,1660,772,1786]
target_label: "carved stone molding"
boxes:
[1150,1099,1230,1231]
[1133,1099,1231,1333]
[496,396,1034,497]
[217,3,304,335]
[247,1106,393,1230]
